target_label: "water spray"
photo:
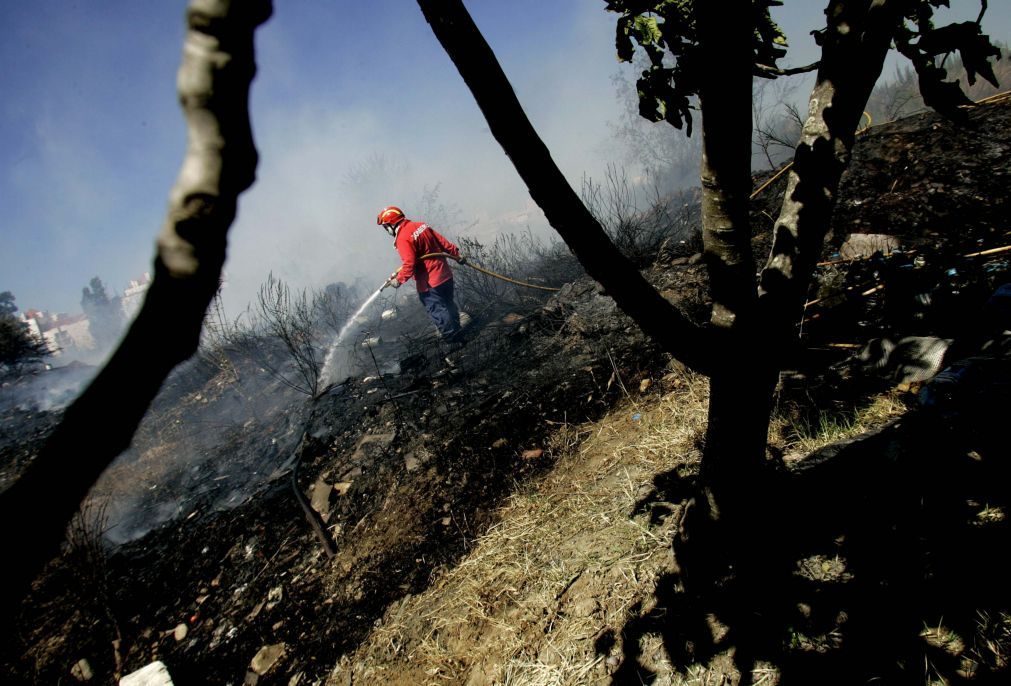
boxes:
[318,275,398,392]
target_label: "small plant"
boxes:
[580,165,701,267]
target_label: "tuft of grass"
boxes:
[775,392,909,456]
[970,609,1011,672]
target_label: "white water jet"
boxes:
[319,283,388,386]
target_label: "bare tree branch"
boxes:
[755,61,820,77]
[0,0,272,611]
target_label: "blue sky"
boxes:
[1,1,1008,317]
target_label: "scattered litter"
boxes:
[631,413,642,422]
[119,661,173,686]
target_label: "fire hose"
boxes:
[385,252,560,292]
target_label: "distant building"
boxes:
[20,313,43,341]
[44,314,95,357]
[121,272,152,321]
[22,310,95,359]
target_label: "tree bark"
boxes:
[697,0,757,331]
[0,0,271,614]
[416,0,711,373]
[693,2,776,522]
[759,0,905,342]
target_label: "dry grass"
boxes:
[330,370,710,685]
[772,391,909,458]
[330,379,991,686]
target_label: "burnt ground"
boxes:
[1,95,1010,685]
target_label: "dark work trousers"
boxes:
[418,278,461,341]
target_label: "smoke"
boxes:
[0,363,96,414]
[94,354,311,545]
[213,2,626,322]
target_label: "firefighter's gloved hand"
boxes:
[456,255,467,265]
[386,274,401,289]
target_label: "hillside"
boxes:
[2,95,1010,686]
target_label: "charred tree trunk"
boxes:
[416,0,712,373]
[0,0,271,614]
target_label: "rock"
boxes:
[404,453,420,472]
[71,658,93,681]
[350,432,395,463]
[521,448,543,460]
[310,478,333,520]
[839,233,901,260]
[639,378,651,393]
[266,586,284,611]
[173,623,188,642]
[119,661,174,686]
[856,336,950,384]
[491,438,508,449]
[334,481,353,496]
[246,601,265,621]
[250,643,287,676]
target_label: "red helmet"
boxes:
[377,206,406,236]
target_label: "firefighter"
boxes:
[378,205,466,347]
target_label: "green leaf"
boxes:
[632,15,663,47]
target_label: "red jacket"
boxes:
[393,220,460,292]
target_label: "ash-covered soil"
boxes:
[1,96,1010,685]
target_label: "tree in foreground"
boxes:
[0,0,272,614]
[415,0,1002,538]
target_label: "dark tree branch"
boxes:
[0,0,272,614]
[416,0,712,373]
[755,61,821,77]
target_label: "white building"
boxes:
[42,315,95,357]
[121,272,152,321]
